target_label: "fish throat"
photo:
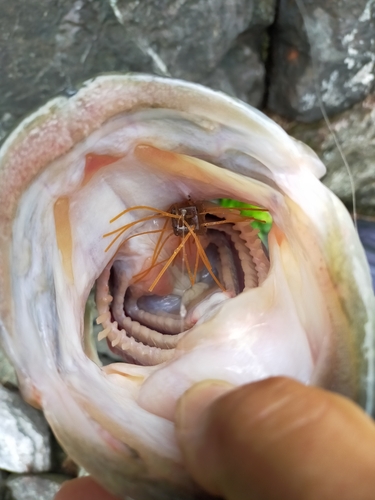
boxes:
[94,199,270,366]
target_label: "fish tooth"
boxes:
[120,331,129,350]
[96,312,110,325]
[111,334,120,347]
[97,327,111,341]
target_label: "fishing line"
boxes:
[294,0,358,230]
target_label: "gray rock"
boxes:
[272,92,375,213]
[0,347,18,388]
[110,0,254,80]
[3,474,68,500]
[204,37,266,108]
[357,219,375,290]
[109,0,276,109]
[268,0,375,121]
[0,386,51,473]
[0,0,276,144]
[0,469,9,489]
[0,0,143,143]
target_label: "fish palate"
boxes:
[0,74,374,499]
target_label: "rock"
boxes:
[268,0,375,121]
[110,0,253,80]
[0,386,51,473]
[204,39,264,107]
[107,0,276,108]
[0,347,18,388]
[271,92,375,214]
[357,219,375,290]
[0,0,276,144]
[0,469,9,490]
[2,474,69,500]
[0,0,137,143]
[204,34,266,108]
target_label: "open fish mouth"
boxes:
[0,74,374,500]
[94,189,270,366]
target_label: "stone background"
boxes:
[1,0,375,498]
[1,0,375,214]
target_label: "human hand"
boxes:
[56,377,375,500]
[175,377,375,500]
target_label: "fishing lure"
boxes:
[103,199,268,294]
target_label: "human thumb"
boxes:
[175,377,375,500]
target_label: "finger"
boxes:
[175,377,375,500]
[54,476,119,500]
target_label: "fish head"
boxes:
[0,74,374,499]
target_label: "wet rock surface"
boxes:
[0,386,51,473]
[0,470,8,491]
[203,0,275,104]
[1,0,142,142]
[110,0,254,81]
[268,0,375,121]
[2,474,68,500]
[358,219,375,290]
[1,0,375,139]
[273,93,375,213]
[0,0,275,143]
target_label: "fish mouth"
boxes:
[1,74,372,499]
[47,123,320,425]
[93,195,270,366]
[47,115,322,420]
[70,137,320,421]
[74,139,278,375]
[8,87,329,417]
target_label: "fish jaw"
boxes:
[0,74,374,499]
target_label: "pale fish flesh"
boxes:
[0,75,374,500]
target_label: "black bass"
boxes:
[0,75,374,499]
